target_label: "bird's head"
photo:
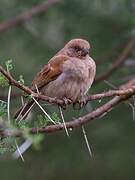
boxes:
[64,39,90,59]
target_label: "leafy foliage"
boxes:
[0,73,9,87]
[0,137,16,155]
[0,100,7,117]
[0,60,13,87]
[5,59,13,72]
[36,112,60,127]
[18,75,24,85]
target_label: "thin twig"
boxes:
[7,85,11,123]
[21,96,24,106]
[82,126,92,157]
[17,102,35,122]
[104,80,117,89]
[14,140,25,162]
[32,97,56,124]
[59,107,69,137]
[128,97,135,121]
[13,139,32,160]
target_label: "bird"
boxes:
[14,38,96,119]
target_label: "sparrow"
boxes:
[14,38,96,119]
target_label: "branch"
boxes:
[95,37,135,83]
[0,78,135,138]
[30,97,129,134]
[96,40,126,65]
[0,64,135,137]
[0,65,67,106]
[0,65,135,105]
[87,86,135,102]
[0,92,21,100]
[0,0,60,33]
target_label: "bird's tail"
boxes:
[14,100,35,120]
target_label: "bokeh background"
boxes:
[0,0,135,179]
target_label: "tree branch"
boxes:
[0,0,60,33]
[0,78,135,137]
[0,65,135,137]
[96,40,126,65]
[0,65,67,106]
[95,37,135,83]
[0,92,21,100]
[0,65,135,104]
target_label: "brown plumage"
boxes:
[14,38,96,119]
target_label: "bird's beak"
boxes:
[82,48,89,56]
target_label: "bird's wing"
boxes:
[31,55,69,91]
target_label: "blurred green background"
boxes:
[0,0,135,179]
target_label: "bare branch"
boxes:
[28,84,135,135]
[0,65,135,105]
[0,79,134,138]
[0,65,65,105]
[96,40,126,65]
[0,0,60,33]
[95,37,135,83]
[0,64,135,138]
[0,92,21,100]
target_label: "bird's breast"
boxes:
[41,58,96,102]
[62,59,89,81]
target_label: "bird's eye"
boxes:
[74,46,81,52]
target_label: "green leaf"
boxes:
[23,131,44,150]
[0,137,16,155]
[5,59,13,72]
[51,112,60,123]
[18,75,24,84]
[37,114,49,126]
[0,100,7,117]
[36,112,60,127]
[17,121,30,129]
[31,134,44,150]
[0,73,9,87]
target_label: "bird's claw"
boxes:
[73,95,88,110]
[79,95,88,107]
[60,98,72,109]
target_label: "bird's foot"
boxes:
[60,97,72,109]
[73,95,88,109]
